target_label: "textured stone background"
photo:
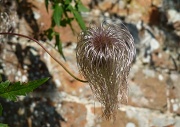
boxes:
[0,0,179,127]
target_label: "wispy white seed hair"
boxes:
[76,20,136,119]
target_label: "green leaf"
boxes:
[0,78,49,101]
[77,3,89,12]
[64,0,72,5]
[0,81,10,92]
[46,28,54,41]
[0,123,8,127]
[53,4,63,26]
[45,0,49,12]
[60,18,74,27]
[55,34,66,60]
[68,5,86,30]
[0,104,2,116]
[0,74,2,82]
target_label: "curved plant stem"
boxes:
[0,32,88,83]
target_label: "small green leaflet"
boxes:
[68,5,86,31]
[55,34,66,61]
[53,4,63,26]
[0,81,10,92]
[46,28,54,41]
[77,3,89,12]
[0,78,49,101]
[64,0,72,5]
[60,18,74,27]
[0,123,8,127]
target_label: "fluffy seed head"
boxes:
[76,20,136,119]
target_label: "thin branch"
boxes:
[0,32,88,83]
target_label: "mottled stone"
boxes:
[99,0,112,11]
[1,0,180,127]
[167,72,180,114]
[152,50,175,70]
[40,43,93,98]
[128,68,167,111]
[59,101,87,127]
[89,106,139,127]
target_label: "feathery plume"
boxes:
[76,20,136,119]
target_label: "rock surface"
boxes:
[0,0,180,127]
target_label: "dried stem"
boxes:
[0,32,88,83]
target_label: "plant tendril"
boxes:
[0,32,88,83]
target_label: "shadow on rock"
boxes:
[0,97,65,127]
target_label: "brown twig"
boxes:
[0,32,88,83]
